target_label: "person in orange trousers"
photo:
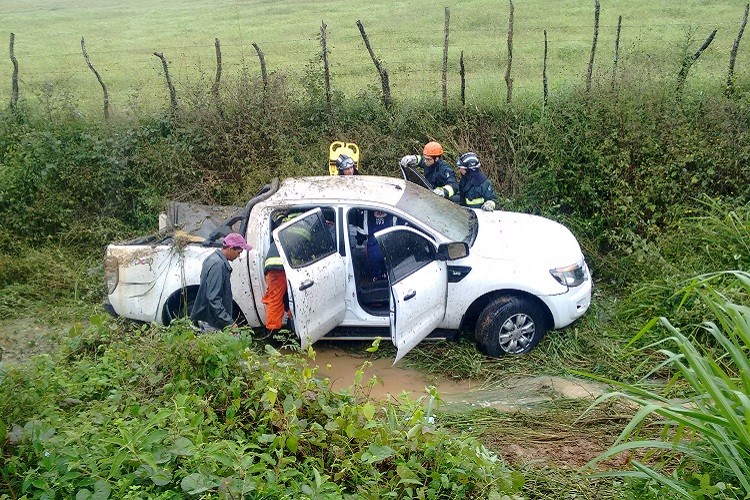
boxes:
[262,240,289,331]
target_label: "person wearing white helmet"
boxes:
[456,152,498,212]
[336,154,358,175]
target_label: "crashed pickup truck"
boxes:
[104,175,592,361]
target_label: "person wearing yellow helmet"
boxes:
[399,141,459,200]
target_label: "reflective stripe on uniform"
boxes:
[465,197,485,207]
[443,185,455,197]
[264,256,284,272]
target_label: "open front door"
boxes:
[273,208,347,349]
[374,227,448,363]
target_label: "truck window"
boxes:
[277,211,336,269]
[378,230,435,283]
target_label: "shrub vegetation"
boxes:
[0,318,523,498]
[1,55,750,497]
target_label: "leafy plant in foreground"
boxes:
[581,271,750,498]
[0,317,523,498]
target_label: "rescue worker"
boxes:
[190,232,252,332]
[261,211,312,332]
[336,154,358,175]
[399,141,459,201]
[262,238,288,333]
[456,152,497,211]
[355,209,401,281]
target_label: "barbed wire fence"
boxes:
[5,2,750,121]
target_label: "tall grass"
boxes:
[582,272,750,498]
[3,0,749,115]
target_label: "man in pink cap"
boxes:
[190,232,252,332]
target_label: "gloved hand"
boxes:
[399,155,418,168]
[481,200,496,212]
[432,187,446,197]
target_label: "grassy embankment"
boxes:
[2,83,749,497]
[2,0,750,497]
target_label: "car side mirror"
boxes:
[437,242,469,261]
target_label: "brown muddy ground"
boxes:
[308,345,631,471]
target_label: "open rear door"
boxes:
[273,208,347,349]
[374,226,448,363]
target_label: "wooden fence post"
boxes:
[505,0,514,104]
[726,4,749,97]
[676,29,717,95]
[543,30,548,108]
[153,52,178,111]
[321,21,333,120]
[586,0,600,95]
[356,20,392,110]
[212,38,222,101]
[9,33,19,112]
[81,37,110,122]
[442,7,450,108]
[612,15,622,88]
[460,50,466,106]
[252,43,269,90]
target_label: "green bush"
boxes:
[3,74,749,262]
[0,317,523,498]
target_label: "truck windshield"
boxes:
[395,182,478,245]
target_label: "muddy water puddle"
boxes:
[305,345,608,411]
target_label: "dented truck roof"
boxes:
[270,175,407,206]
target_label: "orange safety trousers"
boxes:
[262,269,288,330]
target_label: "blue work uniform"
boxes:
[421,157,459,199]
[356,210,401,280]
[459,170,498,208]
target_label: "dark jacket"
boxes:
[459,170,498,208]
[190,250,234,329]
[264,240,284,273]
[354,209,401,247]
[421,157,459,198]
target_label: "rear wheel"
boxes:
[163,288,197,325]
[163,288,247,327]
[475,296,548,356]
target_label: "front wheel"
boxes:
[475,296,548,356]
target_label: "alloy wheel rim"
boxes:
[497,313,535,354]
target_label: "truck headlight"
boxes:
[104,256,119,294]
[549,260,588,288]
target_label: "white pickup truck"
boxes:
[104,175,591,361]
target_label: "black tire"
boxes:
[475,296,548,356]
[163,288,197,325]
[164,289,247,327]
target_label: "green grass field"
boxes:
[2,0,749,115]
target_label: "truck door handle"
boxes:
[299,279,314,291]
[403,290,416,301]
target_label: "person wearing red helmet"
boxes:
[399,141,459,201]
